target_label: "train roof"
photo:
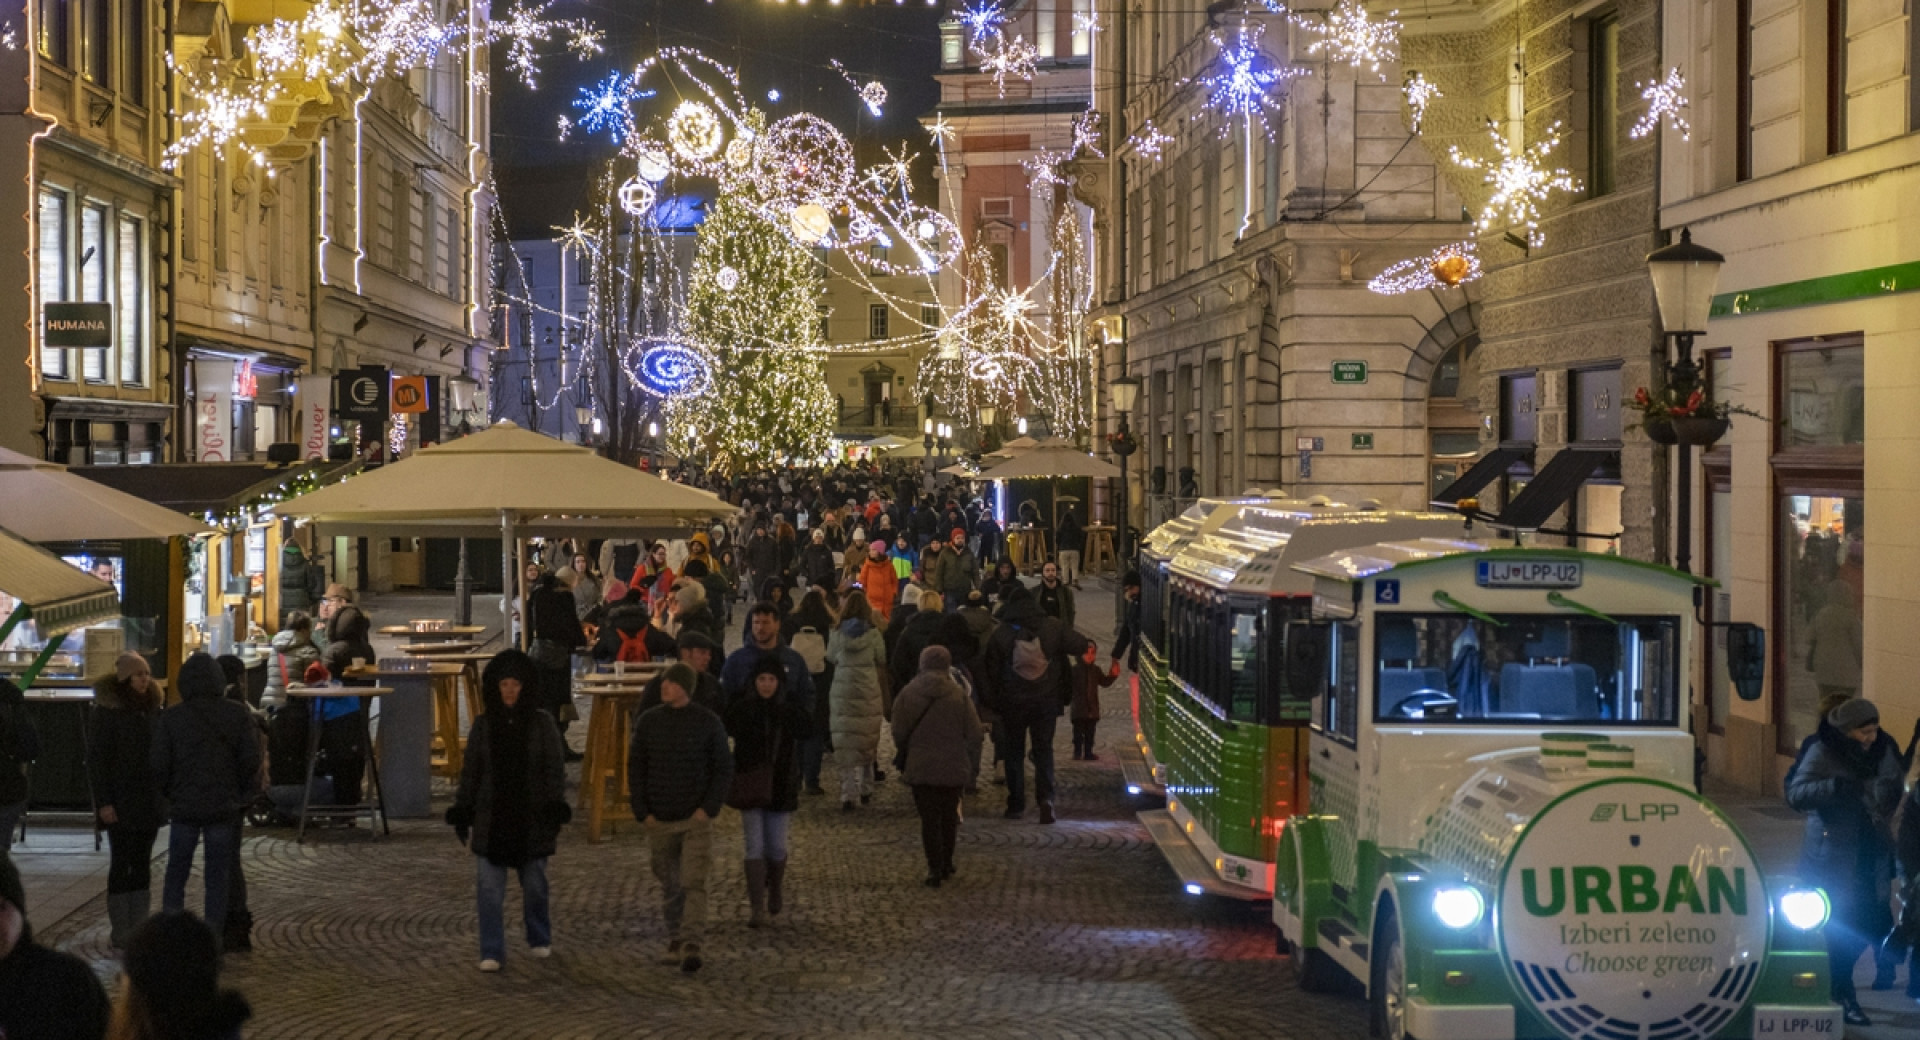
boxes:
[1140,494,1287,563]
[1292,540,1715,586]
[1167,507,1472,596]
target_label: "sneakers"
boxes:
[530,946,551,959]
[680,942,704,974]
[657,941,683,966]
[478,958,502,973]
[1038,802,1056,825]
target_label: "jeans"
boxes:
[1072,720,1098,758]
[798,736,824,790]
[1001,713,1058,813]
[106,825,159,893]
[162,820,238,935]
[0,801,22,853]
[647,816,713,945]
[476,855,551,962]
[912,785,962,873]
[739,809,792,861]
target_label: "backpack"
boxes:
[1010,628,1050,682]
[615,628,653,664]
[791,627,828,674]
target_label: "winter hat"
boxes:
[950,528,967,540]
[124,912,253,1039]
[1828,697,1879,733]
[116,651,149,681]
[918,645,953,675]
[554,566,578,586]
[176,652,226,701]
[812,529,827,543]
[604,579,630,603]
[681,559,710,579]
[302,662,332,685]
[480,649,542,714]
[749,654,787,685]
[675,629,720,654]
[673,580,707,611]
[660,662,699,697]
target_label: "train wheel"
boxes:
[1369,906,1413,1040]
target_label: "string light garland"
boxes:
[832,60,888,118]
[1631,67,1691,140]
[1296,0,1400,79]
[1367,240,1482,295]
[1450,120,1580,249]
[1403,71,1441,134]
[1129,120,1172,161]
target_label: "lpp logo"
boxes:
[1590,803,1680,823]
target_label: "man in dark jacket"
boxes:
[0,852,110,1040]
[593,587,678,664]
[1111,570,1142,672]
[743,523,779,595]
[152,652,261,943]
[721,603,817,713]
[1035,560,1076,631]
[931,528,980,611]
[0,679,39,855]
[888,592,949,693]
[1786,697,1906,1025]
[980,588,1087,825]
[629,663,732,974]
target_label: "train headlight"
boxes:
[1778,888,1830,931]
[1432,886,1485,930]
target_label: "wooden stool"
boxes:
[579,686,645,842]
[1084,525,1117,574]
[1010,528,1049,573]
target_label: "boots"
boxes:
[107,890,151,949]
[744,859,770,928]
[767,859,787,917]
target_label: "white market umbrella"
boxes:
[0,446,213,542]
[973,438,1121,481]
[984,435,1040,460]
[0,523,120,684]
[864,434,911,450]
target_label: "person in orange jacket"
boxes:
[857,540,900,624]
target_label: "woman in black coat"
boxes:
[724,656,807,928]
[86,654,163,948]
[1786,697,1906,1025]
[446,650,569,972]
[527,574,588,749]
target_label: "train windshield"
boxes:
[1371,613,1680,725]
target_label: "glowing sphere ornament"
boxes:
[617,178,655,217]
[790,203,833,245]
[668,101,723,160]
[635,145,671,183]
[716,266,741,292]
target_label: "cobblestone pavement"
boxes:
[38,644,1369,1039]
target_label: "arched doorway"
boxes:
[861,362,896,427]
[1421,307,1482,503]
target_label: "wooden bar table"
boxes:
[395,640,483,656]
[342,662,463,818]
[283,683,397,841]
[378,622,488,645]
[577,665,663,843]
[403,651,497,777]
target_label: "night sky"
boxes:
[491,0,948,238]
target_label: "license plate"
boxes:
[1476,559,1583,589]
[1750,1006,1844,1036]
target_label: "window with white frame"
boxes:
[1071,0,1091,56]
[919,302,938,328]
[117,215,145,385]
[36,187,150,388]
[37,188,69,379]
[80,202,110,382]
[868,304,888,340]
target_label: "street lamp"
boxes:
[1016,416,1028,437]
[1645,227,1725,574]
[1109,374,1141,565]
[447,373,479,433]
[574,404,593,446]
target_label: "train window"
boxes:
[1228,608,1259,720]
[1325,622,1361,745]
[1371,613,1680,726]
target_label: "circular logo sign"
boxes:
[1496,778,1768,1040]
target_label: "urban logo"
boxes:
[1590,802,1680,823]
[1520,864,1749,916]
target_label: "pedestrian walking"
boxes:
[782,590,837,794]
[1787,697,1905,1026]
[445,650,570,972]
[799,529,837,589]
[1069,642,1120,760]
[981,586,1088,824]
[152,653,262,946]
[0,852,111,1040]
[981,559,1022,609]
[888,591,947,693]
[1035,560,1076,631]
[86,654,163,948]
[858,540,900,623]
[724,657,808,927]
[0,679,38,855]
[628,663,733,973]
[931,528,980,612]
[527,572,587,756]
[892,646,983,887]
[639,631,727,714]
[1056,513,1085,586]
[112,911,252,1040]
[828,595,890,811]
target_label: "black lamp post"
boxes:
[1109,374,1141,565]
[446,372,481,624]
[1645,227,1725,574]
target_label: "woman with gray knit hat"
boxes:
[891,645,983,887]
[1787,696,1907,1026]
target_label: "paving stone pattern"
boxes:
[39,676,1367,1039]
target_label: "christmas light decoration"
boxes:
[1403,71,1441,134]
[958,3,1009,44]
[716,266,741,291]
[635,341,715,399]
[1367,240,1482,295]
[832,61,888,117]
[1129,120,1172,161]
[573,72,649,143]
[1198,21,1306,138]
[1631,66,1691,141]
[1297,0,1400,79]
[617,178,656,217]
[1450,120,1580,249]
[668,102,725,159]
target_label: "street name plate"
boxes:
[1352,432,1374,450]
[1331,361,1368,384]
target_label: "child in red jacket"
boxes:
[1068,642,1120,761]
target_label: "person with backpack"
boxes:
[445,650,570,972]
[724,656,808,927]
[827,595,890,812]
[0,679,38,856]
[783,589,837,795]
[981,585,1088,824]
[592,586,678,666]
[152,653,262,945]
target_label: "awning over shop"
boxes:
[0,447,214,542]
[1494,448,1615,530]
[1429,445,1532,510]
[74,460,360,520]
[0,525,120,637]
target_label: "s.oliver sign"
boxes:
[1497,778,1768,1040]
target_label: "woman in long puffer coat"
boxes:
[827,593,889,811]
[1786,697,1906,1026]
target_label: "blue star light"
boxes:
[958,2,1007,44]
[1198,22,1304,137]
[572,72,652,143]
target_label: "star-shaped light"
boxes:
[927,116,955,148]
[1299,0,1400,79]
[958,2,1008,44]
[1450,121,1580,249]
[1130,120,1172,161]
[1404,71,1441,134]
[573,71,642,142]
[1631,66,1691,140]
[1198,22,1306,137]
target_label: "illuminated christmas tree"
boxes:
[668,190,836,474]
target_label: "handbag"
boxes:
[727,763,774,810]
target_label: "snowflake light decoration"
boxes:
[492,0,603,89]
[1367,241,1482,295]
[1631,66,1691,140]
[1403,71,1441,133]
[958,2,1008,44]
[1129,120,1173,161]
[1450,121,1580,249]
[1298,0,1400,79]
[1198,22,1306,138]
[980,35,1039,96]
[573,72,648,143]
